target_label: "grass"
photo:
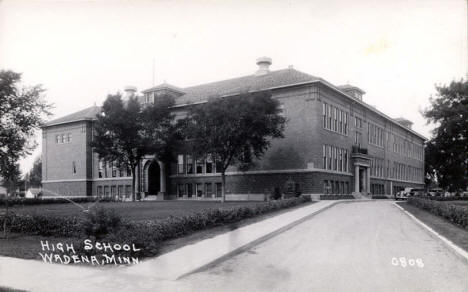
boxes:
[447,201,468,208]
[5,200,268,222]
[0,199,314,262]
[398,202,468,253]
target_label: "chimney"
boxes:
[255,57,272,76]
[124,86,137,99]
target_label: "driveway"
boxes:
[178,201,468,292]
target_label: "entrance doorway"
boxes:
[359,168,365,192]
[147,161,160,195]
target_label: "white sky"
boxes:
[0,0,466,174]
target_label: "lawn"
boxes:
[447,200,468,208]
[5,200,267,221]
[398,202,468,253]
[0,199,314,262]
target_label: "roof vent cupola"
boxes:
[255,57,272,76]
[124,86,137,99]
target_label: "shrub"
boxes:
[0,213,81,237]
[0,196,115,206]
[407,197,468,229]
[81,207,122,240]
[320,195,355,200]
[372,195,389,199]
[2,196,311,261]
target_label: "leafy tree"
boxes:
[0,70,50,238]
[25,156,42,188]
[92,93,177,201]
[1,161,21,238]
[0,70,50,176]
[424,79,468,192]
[184,91,286,202]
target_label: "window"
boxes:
[327,146,332,170]
[104,186,110,198]
[322,103,327,128]
[177,184,185,197]
[333,147,337,170]
[323,180,329,194]
[322,145,327,169]
[97,186,103,197]
[338,149,343,172]
[344,113,348,135]
[72,161,76,174]
[196,156,204,174]
[118,185,123,198]
[127,165,132,177]
[339,110,343,133]
[206,183,213,197]
[344,149,348,172]
[81,124,86,132]
[186,155,193,174]
[177,155,185,174]
[61,134,65,143]
[67,133,72,143]
[111,186,116,198]
[119,166,124,177]
[216,183,222,197]
[111,161,117,177]
[333,108,338,131]
[206,154,213,173]
[55,135,59,144]
[196,183,203,197]
[104,161,108,177]
[215,159,223,173]
[125,185,131,199]
[186,183,193,197]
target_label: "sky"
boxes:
[0,0,467,174]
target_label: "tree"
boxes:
[0,70,50,238]
[1,160,21,238]
[184,91,286,202]
[25,156,42,188]
[0,70,50,176]
[92,93,177,201]
[424,79,468,192]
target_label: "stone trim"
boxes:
[170,168,353,178]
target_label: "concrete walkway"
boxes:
[0,200,340,291]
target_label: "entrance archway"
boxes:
[144,160,160,195]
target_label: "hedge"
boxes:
[407,197,468,229]
[1,196,312,259]
[320,195,355,200]
[0,197,115,206]
[371,195,390,199]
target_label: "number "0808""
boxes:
[391,257,424,268]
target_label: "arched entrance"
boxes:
[144,160,160,196]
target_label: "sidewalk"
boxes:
[0,200,341,292]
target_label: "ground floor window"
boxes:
[324,180,349,194]
[125,185,131,198]
[215,183,222,197]
[97,186,103,197]
[118,185,123,199]
[206,183,213,197]
[196,183,203,197]
[104,186,110,198]
[177,184,185,197]
[187,183,193,197]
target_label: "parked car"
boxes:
[395,188,413,200]
[409,188,426,197]
[427,188,444,197]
